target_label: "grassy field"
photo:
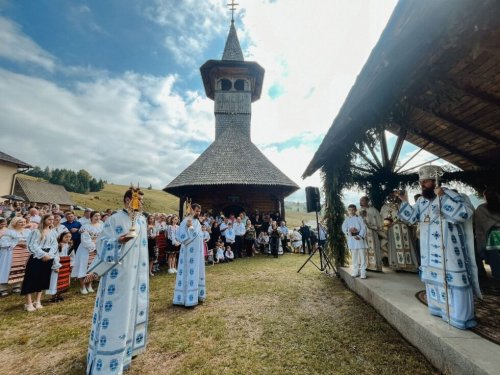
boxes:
[68,184,179,215]
[0,254,437,375]
[67,183,317,228]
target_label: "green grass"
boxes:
[68,183,179,215]
[0,254,437,375]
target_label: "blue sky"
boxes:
[1,0,452,203]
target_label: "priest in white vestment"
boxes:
[173,203,206,307]
[86,188,148,374]
[397,165,481,329]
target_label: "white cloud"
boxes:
[0,68,213,189]
[238,0,398,144]
[141,0,227,67]
[0,16,56,71]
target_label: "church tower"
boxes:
[164,14,298,217]
[200,20,264,140]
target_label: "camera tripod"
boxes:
[297,210,336,275]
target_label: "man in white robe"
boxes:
[397,165,482,329]
[86,188,148,374]
[173,203,206,307]
[359,196,383,271]
[342,204,368,279]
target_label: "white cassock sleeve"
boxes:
[88,215,138,277]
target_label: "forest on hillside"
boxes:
[26,166,105,194]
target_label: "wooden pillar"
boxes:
[280,197,285,221]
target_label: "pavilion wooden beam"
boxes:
[379,130,390,167]
[394,140,431,173]
[389,128,407,171]
[367,145,383,168]
[352,165,375,174]
[353,145,380,171]
[403,125,485,167]
[454,80,500,108]
[424,78,500,109]
[413,106,500,145]
[400,156,444,174]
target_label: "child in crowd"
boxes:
[258,230,269,254]
[224,246,234,262]
[206,248,215,265]
[225,222,235,250]
[215,241,225,263]
[342,204,368,279]
[47,231,72,302]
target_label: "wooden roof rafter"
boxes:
[406,105,499,145]
[400,123,486,167]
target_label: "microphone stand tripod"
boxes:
[297,209,336,275]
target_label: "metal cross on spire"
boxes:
[227,0,239,22]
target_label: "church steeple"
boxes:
[222,21,244,61]
[199,12,265,140]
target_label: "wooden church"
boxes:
[164,19,299,218]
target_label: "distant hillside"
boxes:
[69,184,179,214]
[285,201,309,213]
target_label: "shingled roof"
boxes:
[164,128,299,197]
[14,177,74,206]
[0,151,31,168]
[222,21,244,61]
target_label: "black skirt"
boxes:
[148,238,156,261]
[21,252,54,295]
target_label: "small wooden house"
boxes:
[14,177,75,210]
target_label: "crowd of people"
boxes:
[0,200,323,309]
[147,210,318,268]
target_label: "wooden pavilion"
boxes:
[302,0,500,266]
[164,20,298,217]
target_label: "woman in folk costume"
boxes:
[342,205,368,279]
[52,213,69,236]
[0,217,31,296]
[86,187,149,374]
[167,215,180,274]
[72,211,102,294]
[397,165,482,329]
[173,202,206,307]
[146,215,157,277]
[21,214,57,311]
